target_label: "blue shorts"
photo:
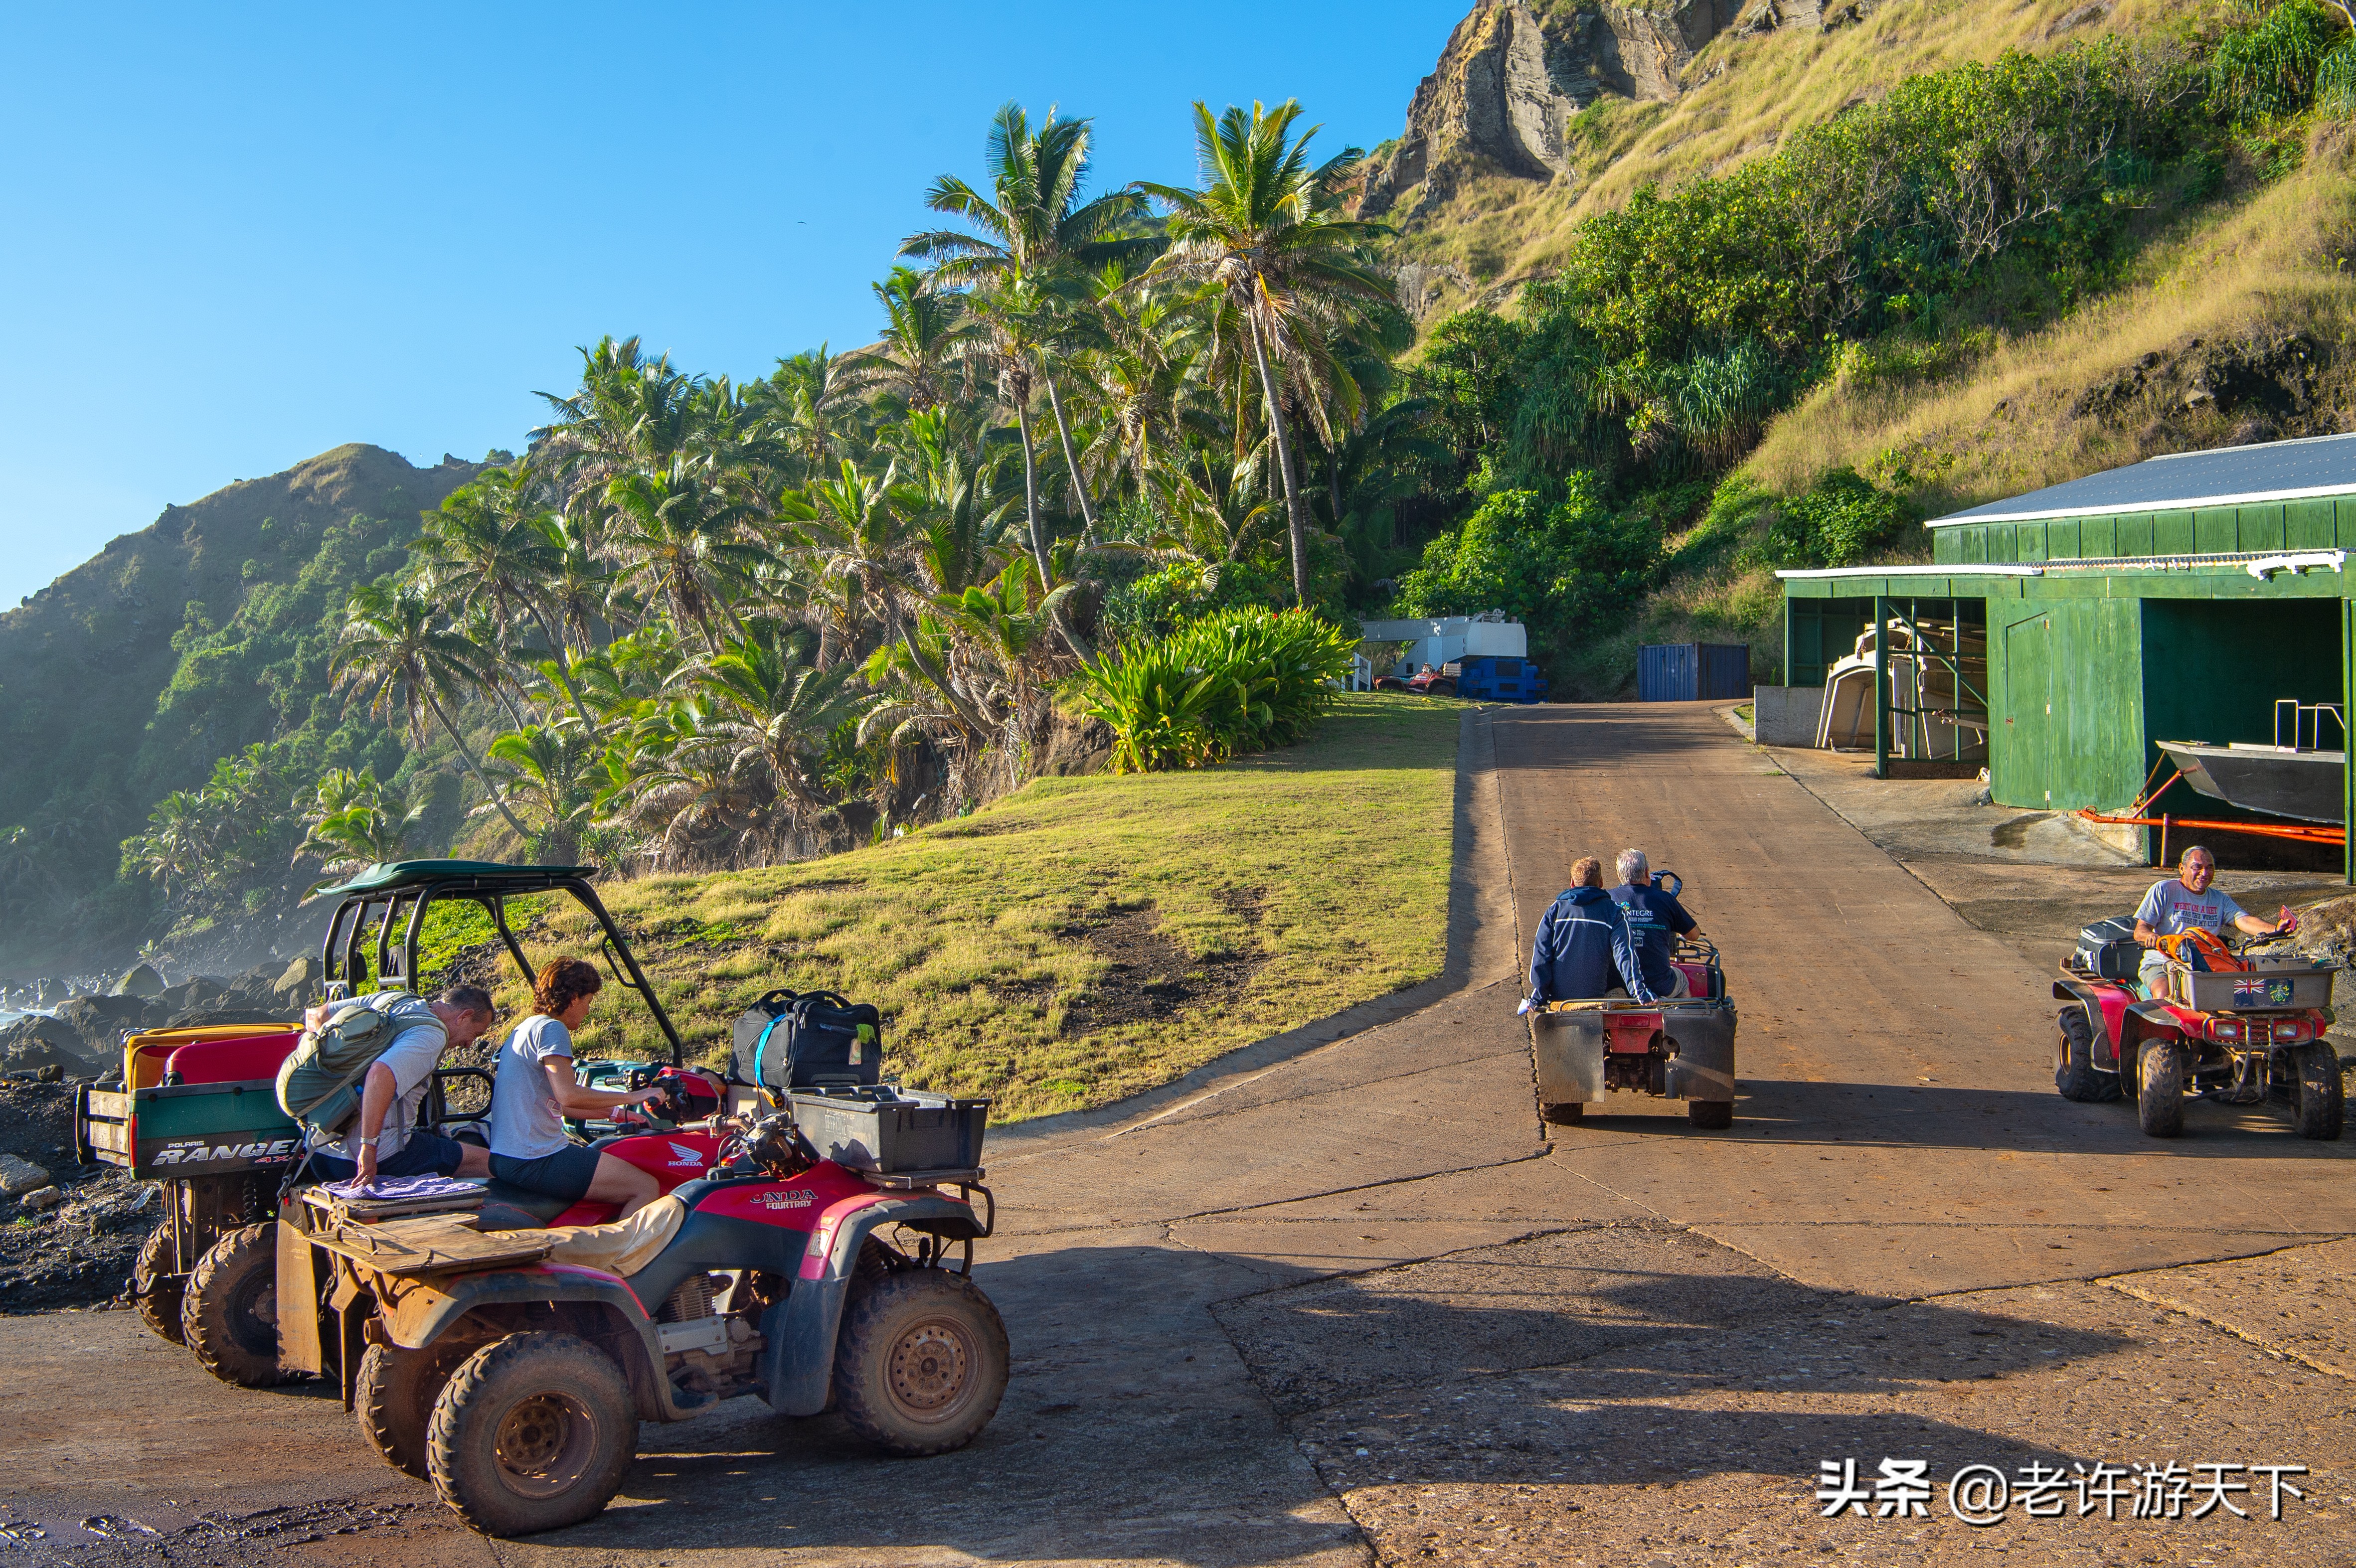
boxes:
[488,1145,605,1204]
[308,1130,466,1184]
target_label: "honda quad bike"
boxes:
[77,859,745,1387]
[2054,925,2343,1140]
[1527,871,1739,1129]
[285,1098,1002,1538]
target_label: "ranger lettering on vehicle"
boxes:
[151,1137,301,1166]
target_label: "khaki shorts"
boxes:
[1606,969,1692,1001]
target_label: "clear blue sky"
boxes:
[0,0,1464,605]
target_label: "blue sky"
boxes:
[0,1,1463,605]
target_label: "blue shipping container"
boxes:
[1450,655,1549,704]
[1637,643,1750,702]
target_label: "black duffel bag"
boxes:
[2075,916,2146,981]
[729,988,882,1090]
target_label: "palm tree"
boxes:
[415,463,598,727]
[904,102,1155,655]
[297,768,429,893]
[1137,100,1394,605]
[750,346,866,483]
[332,582,532,840]
[481,725,601,863]
[121,790,211,900]
[681,627,864,828]
[847,267,976,413]
[602,460,766,651]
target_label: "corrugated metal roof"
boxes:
[1929,431,2356,526]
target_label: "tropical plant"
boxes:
[331,582,532,839]
[1138,100,1393,606]
[297,768,429,893]
[1079,605,1352,773]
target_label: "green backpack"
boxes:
[274,991,446,1138]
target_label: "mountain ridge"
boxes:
[0,443,486,960]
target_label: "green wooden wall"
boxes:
[1987,597,2146,812]
[1932,495,2355,566]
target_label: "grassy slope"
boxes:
[1747,129,2356,506]
[1384,0,2356,696]
[1392,0,2203,307]
[1551,126,2356,696]
[506,695,1462,1123]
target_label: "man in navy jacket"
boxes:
[1524,857,1656,1011]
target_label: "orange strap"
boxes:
[2158,928,2247,973]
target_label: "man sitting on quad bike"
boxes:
[1609,849,1704,1001]
[312,986,501,1188]
[2133,845,2294,999]
[487,957,671,1219]
[1523,856,1656,1012]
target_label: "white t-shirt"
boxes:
[305,1024,448,1160]
[2136,878,2248,938]
[489,1014,577,1160]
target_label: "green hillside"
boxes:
[1360,0,2356,696]
[0,446,486,971]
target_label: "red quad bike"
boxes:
[287,1100,1003,1538]
[1527,871,1739,1129]
[78,860,742,1389]
[2054,931,2344,1140]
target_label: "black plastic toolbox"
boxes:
[787,1085,989,1174]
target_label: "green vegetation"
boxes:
[1394,2,2356,692]
[1077,607,1355,772]
[511,694,1460,1121]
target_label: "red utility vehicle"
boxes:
[2053,935,2343,1139]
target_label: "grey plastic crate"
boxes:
[2165,958,2336,1013]
[788,1086,989,1174]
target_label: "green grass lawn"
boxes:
[523,694,1462,1122]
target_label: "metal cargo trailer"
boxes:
[1637,643,1751,702]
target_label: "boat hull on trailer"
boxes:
[2157,741,2346,825]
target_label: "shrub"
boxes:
[1390,479,1661,646]
[1078,608,1356,774]
[2209,0,2349,125]
[1098,556,1288,644]
[1762,469,1914,568]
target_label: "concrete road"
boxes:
[5,703,2353,1567]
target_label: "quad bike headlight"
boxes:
[2274,1020,2305,1042]
[2210,1019,2242,1042]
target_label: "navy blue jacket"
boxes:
[1528,886,1655,1005]
[1609,882,1697,998]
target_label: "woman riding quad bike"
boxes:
[290,1105,1004,1536]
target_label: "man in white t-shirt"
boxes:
[2132,845,2293,996]
[307,986,502,1186]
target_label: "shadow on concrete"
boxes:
[8,1233,2145,1567]
[1208,1224,2130,1418]
[513,1237,2128,1560]
[1621,1080,2356,1158]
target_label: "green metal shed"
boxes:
[1778,431,2356,874]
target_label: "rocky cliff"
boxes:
[1355,0,2140,320]
[1359,0,1756,222]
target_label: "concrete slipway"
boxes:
[5,705,2356,1568]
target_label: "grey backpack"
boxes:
[274,991,444,1137]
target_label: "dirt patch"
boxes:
[0,1081,155,1314]
[1057,894,1269,1037]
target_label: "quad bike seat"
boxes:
[478,1182,575,1227]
